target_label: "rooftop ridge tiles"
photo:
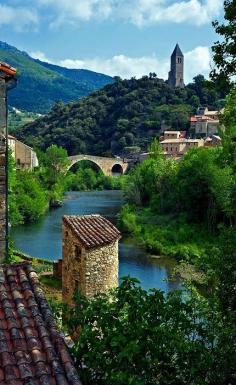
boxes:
[63,214,121,249]
[0,262,81,385]
[77,217,116,247]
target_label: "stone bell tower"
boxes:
[168,44,184,88]
[0,62,17,260]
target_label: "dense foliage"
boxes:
[0,41,112,113]
[119,90,236,261]
[18,74,226,155]
[211,0,236,89]
[66,162,125,191]
[65,272,235,385]
[9,146,124,225]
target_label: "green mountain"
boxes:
[0,41,113,113]
[18,74,226,156]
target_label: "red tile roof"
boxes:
[63,215,121,249]
[0,62,17,77]
[0,262,82,385]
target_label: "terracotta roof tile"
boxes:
[0,61,17,77]
[0,262,82,385]
[63,214,121,249]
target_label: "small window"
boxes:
[17,159,21,165]
[166,147,168,152]
[75,245,82,262]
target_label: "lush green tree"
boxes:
[211,0,236,88]
[66,277,235,385]
[40,145,69,201]
[13,171,48,223]
[220,89,236,170]
[8,151,22,225]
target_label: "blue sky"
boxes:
[0,0,224,82]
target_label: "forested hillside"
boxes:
[0,41,113,113]
[18,74,226,156]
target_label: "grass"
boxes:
[40,275,62,290]
[119,204,217,265]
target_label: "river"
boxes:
[11,190,181,292]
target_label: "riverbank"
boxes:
[119,204,217,265]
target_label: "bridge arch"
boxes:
[68,158,104,174]
[67,155,129,176]
[111,163,123,176]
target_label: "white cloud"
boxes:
[0,4,38,31]
[34,0,222,27]
[127,0,223,27]
[37,0,113,27]
[30,51,50,62]
[31,46,211,83]
[185,46,211,81]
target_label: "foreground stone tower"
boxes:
[62,215,121,304]
[0,62,17,260]
[168,44,184,88]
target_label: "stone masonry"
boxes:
[168,44,184,88]
[0,63,17,261]
[68,154,129,176]
[62,215,121,304]
[0,78,7,260]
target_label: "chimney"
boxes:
[0,62,17,261]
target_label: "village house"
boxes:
[204,135,222,147]
[160,131,204,158]
[62,214,121,304]
[190,107,224,138]
[8,135,39,170]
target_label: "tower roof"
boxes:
[171,44,183,57]
[63,215,121,249]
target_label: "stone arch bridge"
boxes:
[68,154,129,176]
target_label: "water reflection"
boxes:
[11,190,181,292]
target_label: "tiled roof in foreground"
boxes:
[63,215,121,249]
[0,62,17,77]
[0,262,81,385]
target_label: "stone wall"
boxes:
[0,79,6,261]
[62,223,119,305]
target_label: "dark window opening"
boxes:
[75,245,82,262]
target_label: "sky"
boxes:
[0,0,224,83]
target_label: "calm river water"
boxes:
[11,190,181,292]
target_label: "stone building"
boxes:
[62,214,121,304]
[190,107,224,138]
[168,44,184,88]
[0,61,16,260]
[8,134,39,169]
[160,134,204,158]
